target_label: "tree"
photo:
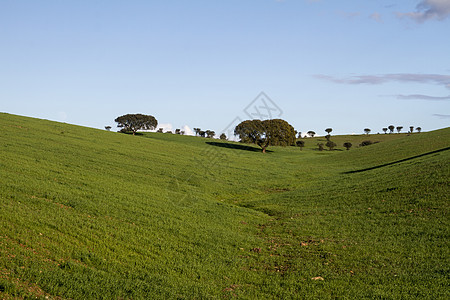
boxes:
[326,141,336,151]
[307,131,316,138]
[220,133,227,140]
[115,114,157,135]
[325,128,332,135]
[206,130,215,138]
[343,142,352,150]
[296,140,305,150]
[382,127,388,134]
[364,128,371,135]
[416,127,422,133]
[388,125,395,134]
[409,126,414,133]
[199,131,206,138]
[175,129,181,135]
[325,134,331,141]
[297,132,302,139]
[157,128,164,133]
[193,128,201,136]
[166,130,172,134]
[105,126,111,131]
[396,126,403,133]
[180,131,185,135]
[234,119,296,153]
[317,143,324,151]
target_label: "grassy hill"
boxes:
[1,113,449,299]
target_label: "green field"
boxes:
[1,112,449,299]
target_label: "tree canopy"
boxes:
[115,114,158,135]
[234,119,296,153]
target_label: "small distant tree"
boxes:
[166,130,172,134]
[297,132,302,139]
[317,143,324,151]
[396,126,403,133]
[364,128,371,135]
[199,131,206,138]
[115,114,158,135]
[307,131,316,138]
[180,131,185,135]
[388,125,395,134]
[416,127,422,133]
[175,129,181,135]
[326,141,336,151]
[409,126,414,133]
[382,127,388,134]
[325,134,331,141]
[157,128,163,133]
[343,142,352,150]
[325,128,333,135]
[296,140,305,150]
[193,128,201,136]
[206,130,215,138]
[105,126,111,131]
[220,133,227,140]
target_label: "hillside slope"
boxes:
[1,113,448,299]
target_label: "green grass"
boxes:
[1,112,449,299]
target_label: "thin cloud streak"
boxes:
[314,73,450,88]
[397,94,450,100]
[397,0,450,23]
[433,114,450,119]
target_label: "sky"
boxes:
[1,0,449,136]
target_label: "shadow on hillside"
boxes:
[206,141,273,153]
[343,147,450,174]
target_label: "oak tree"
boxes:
[115,114,157,135]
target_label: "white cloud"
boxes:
[397,0,450,23]
[157,123,173,132]
[181,125,194,136]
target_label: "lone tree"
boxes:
[409,126,414,133]
[115,114,157,135]
[296,140,305,150]
[325,128,333,135]
[388,125,395,134]
[307,131,316,138]
[382,127,388,134]
[206,130,215,138]
[175,129,181,135]
[396,126,403,133]
[234,119,296,153]
[364,128,371,135]
[343,142,352,150]
[326,140,336,151]
[416,127,422,133]
[220,133,227,140]
[105,126,112,131]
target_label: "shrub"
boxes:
[360,140,373,147]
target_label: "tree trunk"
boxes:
[262,147,266,153]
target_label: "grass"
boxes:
[0,112,449,299]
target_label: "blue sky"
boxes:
[1,0,449,136]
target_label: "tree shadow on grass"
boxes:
[206,141,273,153]
[343,147,450,174]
